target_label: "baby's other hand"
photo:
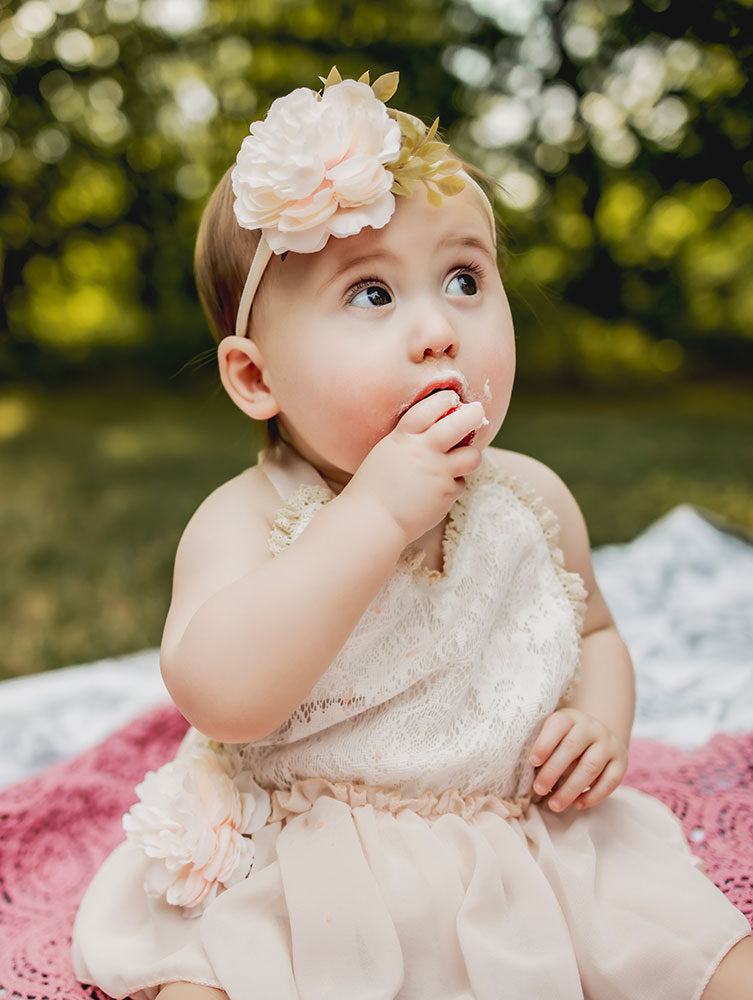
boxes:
[528,708,628,813]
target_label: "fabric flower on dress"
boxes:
[231,66,465,256]
[123,743,270,918]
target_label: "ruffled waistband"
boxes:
[265,776,533,824]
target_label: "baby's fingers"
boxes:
[531,719,592,799]
[397,389,461,433]
[430,400,486,452]
[529,712,576,770]
[547,744,609,812]
[573,761,627,811]
[446,442,483,480]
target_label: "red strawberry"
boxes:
[441,403,476,449]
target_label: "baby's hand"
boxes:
[528,708,628,813]
[346,389,486,546]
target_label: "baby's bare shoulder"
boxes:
[484,446,573,512]
[160,463,281,664]
[484,445,595,573]
[182,463,280,539]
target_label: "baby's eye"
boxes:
[446,271,479,296]
[349,283,392,308]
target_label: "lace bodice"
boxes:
[226,448,587,800]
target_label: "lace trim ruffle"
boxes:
[268,483,335,555]
[265,775,534,823]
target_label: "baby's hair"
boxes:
[194,154,506,449]
[194,166,284,446]
[463,162,509,269]
[194,165,259,345]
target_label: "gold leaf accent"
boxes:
[390,109,423,145]
[322,66,342,91]
[389,146,412,169]
[392,175,415,196]
[424,182,443,208]
[435,174,467,196]
[397,159,426,180]
[417,140,450,160]
[372,71,399,103]
[323,73,466,210]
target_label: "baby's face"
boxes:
[251,182,516,488]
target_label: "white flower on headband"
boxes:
[232,77,400,254]
[123,743,270,918]
[231,67,466,257]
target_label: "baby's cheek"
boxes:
[486,358,515,422]
[334,377,399,434]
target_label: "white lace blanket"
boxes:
[1,505,751,790]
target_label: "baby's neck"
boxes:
[274,432,350,496]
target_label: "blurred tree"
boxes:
[0,0,751,386]
[445,0,753,384]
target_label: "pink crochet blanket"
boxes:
[1,705,751,999]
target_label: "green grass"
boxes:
[1,375,751,682]
[500,380,753,546]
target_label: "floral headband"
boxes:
[230,66,497,338]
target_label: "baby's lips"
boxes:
[403,388,459,422]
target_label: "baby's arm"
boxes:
[160,392,485,744]
[490,450,635,813]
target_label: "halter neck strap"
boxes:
[258,441,334,502]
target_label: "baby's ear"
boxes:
[217,336,280,421]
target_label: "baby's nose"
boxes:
[422,337,457,360]
[411,307,459,361]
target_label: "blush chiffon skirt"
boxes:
[72,776,751,1000]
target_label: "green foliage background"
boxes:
[1,0,752,385]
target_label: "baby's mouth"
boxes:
[409,377,467,411]
[425,385,461,401]
[416,382,478,448]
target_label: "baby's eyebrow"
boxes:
[443,234,496,261]
[446,236,491,255]
[322,249,400,291]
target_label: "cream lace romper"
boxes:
[72,443,750,1000]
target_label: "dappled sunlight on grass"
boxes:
[497,380,753,545]
[97,422,201,460]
